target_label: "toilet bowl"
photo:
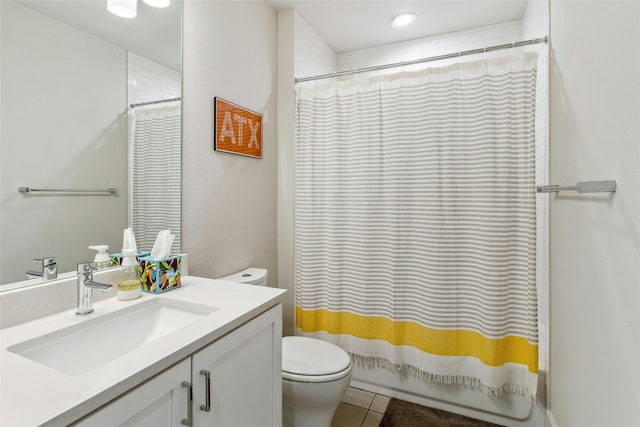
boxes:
[282,336,352,427]
[218,268,353,427]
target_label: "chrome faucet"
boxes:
[76,262,113,316]
[26,257,58,281]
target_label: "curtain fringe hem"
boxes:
[349,353,532,397]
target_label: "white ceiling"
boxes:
[14,0,182,71]
[266,0,529,53]
[16,1,528,69]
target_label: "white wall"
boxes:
[522,0,549,41]
[548,1,640,426]
[293,12,337,79]
[336,20,523,73]
[182,1,278,284]
[127,53,181,106]
[0,2,127,284]
[278,10,336,336]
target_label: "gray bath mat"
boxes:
[380,398,504,427]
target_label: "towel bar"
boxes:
[536,180,616,193]
[19,187,118,195]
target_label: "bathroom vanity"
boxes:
[0,276,285,426]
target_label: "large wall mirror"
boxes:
[0,0,182,287]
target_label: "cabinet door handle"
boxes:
[199,369,211,412]
[181,381,193,426]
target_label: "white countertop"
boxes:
[0,276,286,426]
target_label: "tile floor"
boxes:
[331,387,390,427]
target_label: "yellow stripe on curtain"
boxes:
[296,306,538,373]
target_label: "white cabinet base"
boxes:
[193,306,282,427]
[75,304,282,427]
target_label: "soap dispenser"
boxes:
[117,249,141,301]
[88,245,111,270]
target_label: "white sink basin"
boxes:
[7,298,218,376]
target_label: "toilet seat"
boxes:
[282,365,352,383]
[282,337,352,383]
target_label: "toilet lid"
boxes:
[282,337,351,376]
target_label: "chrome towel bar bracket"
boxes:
[536,180,616,193]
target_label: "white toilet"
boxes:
[219,268,353,427]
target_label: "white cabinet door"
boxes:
[74,359,191,427]
[192,305,282,427]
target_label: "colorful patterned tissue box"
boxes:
[139,255,182,293]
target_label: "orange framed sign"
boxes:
[214,97,262,158]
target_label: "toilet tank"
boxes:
[218,267,268,286]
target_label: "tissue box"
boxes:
[110,251,151,266]
[139,255,182,293]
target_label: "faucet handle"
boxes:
[77,262,97,275]
[34,257,57,267]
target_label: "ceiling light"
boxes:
[107,0,137,18]
[391,13,416,28]
[142,0,170,8]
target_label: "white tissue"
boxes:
[122,227,137,253]
[150,230,175,259]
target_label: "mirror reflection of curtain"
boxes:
[130,102,181,253]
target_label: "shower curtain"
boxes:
[295,53,538,396]
[129,102,181,252]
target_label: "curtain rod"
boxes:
[295,36,548,84]
[130,97,181,109]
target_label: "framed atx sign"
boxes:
[214,97,262,158]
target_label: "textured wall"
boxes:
[182,1,278,283]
